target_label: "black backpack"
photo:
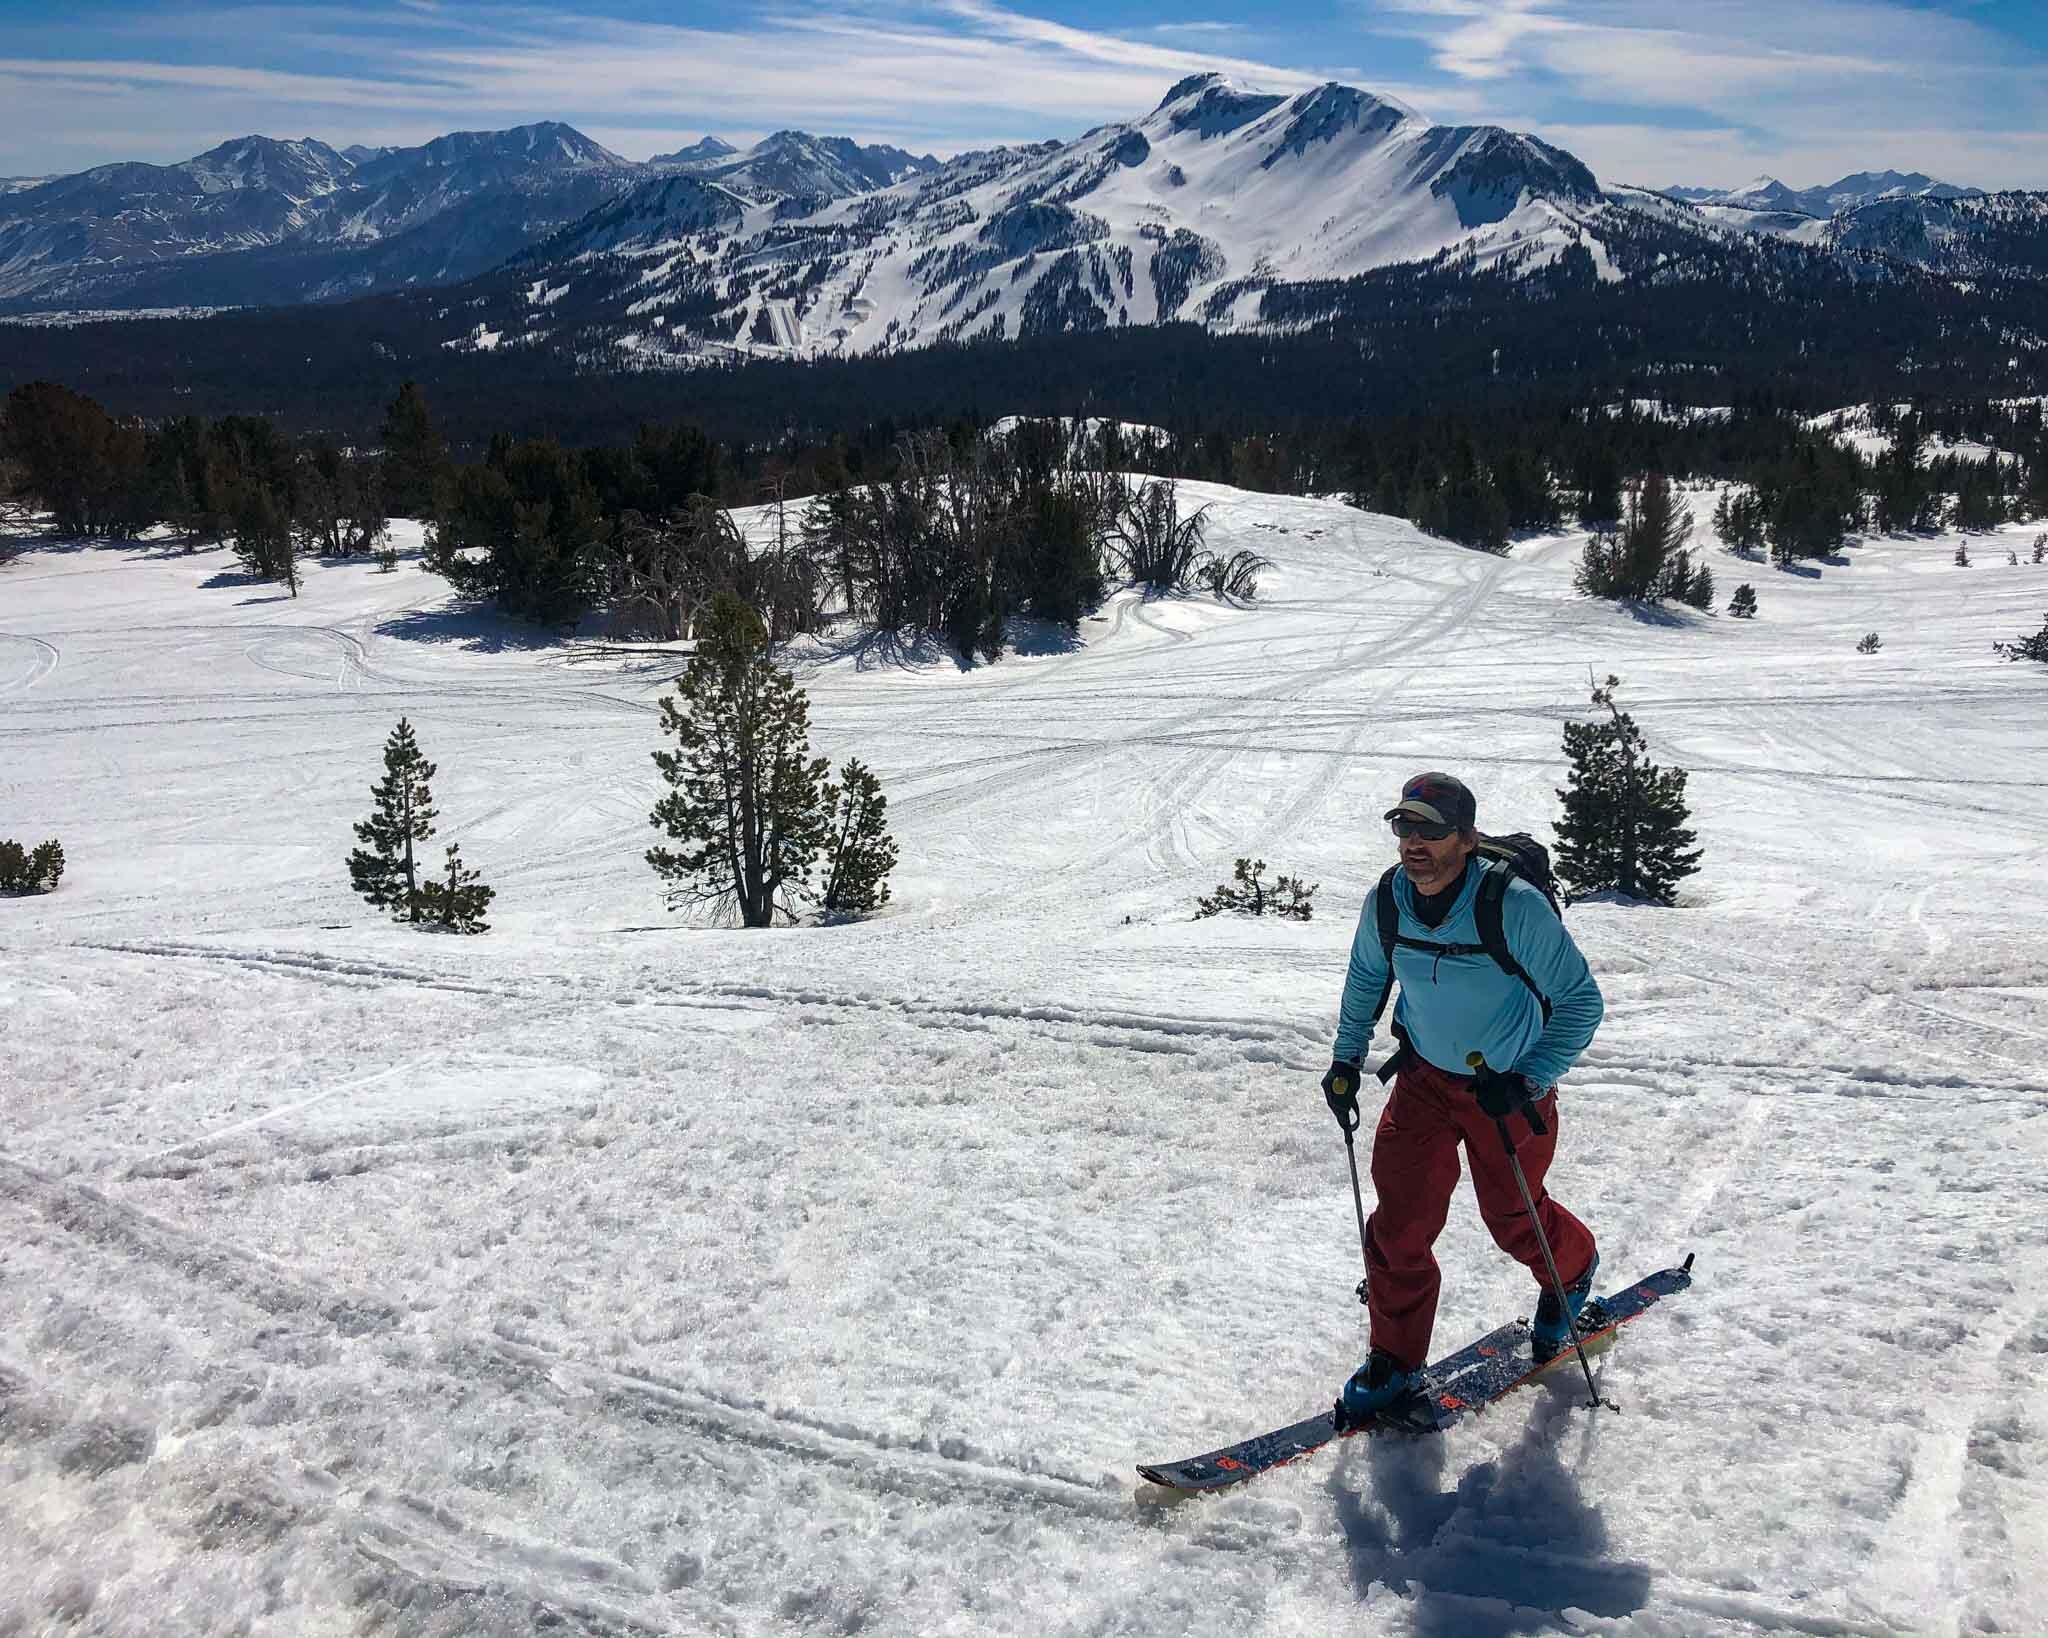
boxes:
[1367,833,1564,1082]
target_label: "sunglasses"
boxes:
[1390,817,1456,840]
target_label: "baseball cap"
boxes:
[1383,771,1476,830]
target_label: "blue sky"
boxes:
[2,0,2045,189]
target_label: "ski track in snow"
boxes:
[3,498,2047,1635]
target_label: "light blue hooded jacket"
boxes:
[1332,861,1604,1088]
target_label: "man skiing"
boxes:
[1320,772,1605,1422]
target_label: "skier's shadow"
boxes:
[1329,1386,1652,1635]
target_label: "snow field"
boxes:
[2,490,2047,1635]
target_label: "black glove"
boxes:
[1322,1059,1362,1129]
[1471,1065,1537,1119]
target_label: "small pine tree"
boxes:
[2033,536,2045,564]
[1681,556,1714,611]
[647,593,833,927]
[376,547,398,573]
[819,758,897,916]
[1954,542,1971,567]
[1992,612,2048,664]
[1194,858,1317,920]
[1553,675,1701,907]
[230,480,299,595]
[2010,551,2021,567]
[349,717,438,921]
[1857,632,1882,654]
[417,843,493,933]
[1728,583,1758,618]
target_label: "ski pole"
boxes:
[1467,1052,1612,1412]
[1328,1077,1373,1308]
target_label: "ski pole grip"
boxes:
[1469,1050,1547,1140]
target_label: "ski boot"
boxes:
[1334,1348,1421,1431]
[1532,1251,1600,1364]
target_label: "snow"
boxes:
[4,495,2047,1635]
[1805,404,2028,467]
[0,307,238,327]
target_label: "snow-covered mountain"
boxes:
[0,123,935,314]
[452,73,1647,368]
[1694,171,1978,215]
[657,130,943,203]
[0,125,634,310]
[1670,169,1980,222]
[649,136,740,166]
[0,135,361,300]
[1658,170,2046,272]
[1824,190,2048,276]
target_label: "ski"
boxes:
[1135,1255,1694,1494]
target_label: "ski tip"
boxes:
[1681,1251,1695,1274]
[1133,1476,1198,1507]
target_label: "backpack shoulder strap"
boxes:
[1370,866,1401,1024]
[1475,863,1552,1024]
[1370,866,1414,1084]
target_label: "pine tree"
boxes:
[418,843,494,933]
[1992,612,2048,664]
[1626,473,1693,598]
[1578,474,1693,602]
[1954,542,1972,567]
[1728,583,1758,618]
[1857,632,1882,654]
[647,593,833,927]
[230,479,298,595]
[349,717,438,921]
[381,381,449,518]
[1,837,64,893]
[819,758,898,915]
[1684,557,1715,611]
[1578,446,1623,529]
[1553,675,1701,907]
[1193,858,1317,920]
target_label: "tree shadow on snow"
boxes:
[792,625,962,674]
[1329,1389,1652,1635]
[1005,616,1084,657]
[1617,601,1691,629]
[374,606,566,654]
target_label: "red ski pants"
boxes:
[1364,1055,1597,1372]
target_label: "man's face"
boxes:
[1395,820,1476,894]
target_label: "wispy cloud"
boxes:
[0,0,1350,172]
[2,0,2043,189]
[1359,0,2048,185]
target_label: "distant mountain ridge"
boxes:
[1668,169,1980,219]
[0,123,940,314]
[439,72,1636,370]
[3,97,2043,347]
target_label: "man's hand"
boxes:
[1322,1059,1363,1129]
[1471,1065,1537,1119]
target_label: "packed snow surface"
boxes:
[3,491,2047,1635]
